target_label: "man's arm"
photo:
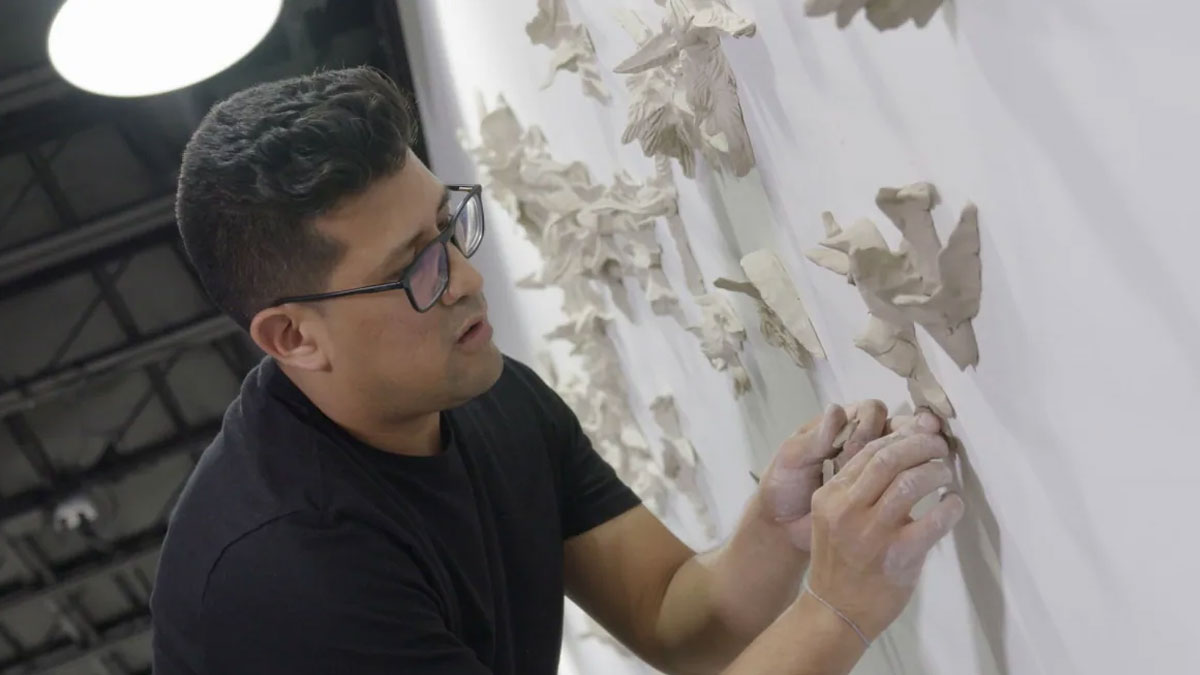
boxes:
[638,401,893,670]
[564,402,888,673]
[564,500,819,674]
[565,405,961,675]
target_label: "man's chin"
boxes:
[461,342,504,398]
[479,342,505,388]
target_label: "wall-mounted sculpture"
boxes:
[461,96,685,317]
[804,0,943,31]
[575,160,683,319]
[806,182,981,418]
[526,0,610,102]
[650,395,719,540]
[689,292,752,395]
[613,1,757,178]
[540,315,669,510]
[716,249,826,369]
[463,97,688,511]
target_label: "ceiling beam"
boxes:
[0,195,176,292]
[23,148,191,432]
[0,313,237,418]
[0,524,165,616]
[0,420,220,528]
[0,611,151,675]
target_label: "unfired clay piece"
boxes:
[650,395,719,540]
[540,318,668,510]
[464,98,742,529]
[807,182,981,418]
[853,316,954,418]
[613,1,757,178]
[714,250,826,369]
[526,0,610,102]
[803,246,850,278]
[740,250,826,360]
[858,183,981,370]
[688,292,752,395]
[715,276,812,369]
[654,156,707,295]
[804,0,943,31]
[831,418,860,449]
[461,96,684,315]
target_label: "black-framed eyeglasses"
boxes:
[270,184,485,313]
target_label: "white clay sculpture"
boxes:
[688,292,752,395]
[806,182,982,418]
[613,1,757,177]
[650,395,719,540]
[526,0,610,102]
[715,250,826,368]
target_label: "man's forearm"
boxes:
[653,493,811,674]
[720,593,868,675]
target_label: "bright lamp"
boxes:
[48,0,284,98]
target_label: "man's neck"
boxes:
[339,412,443,457]
[282,365,443,457]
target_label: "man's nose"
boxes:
[440,243,483,305]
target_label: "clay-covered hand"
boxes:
[758,400,889,551]
[805,411,965,640]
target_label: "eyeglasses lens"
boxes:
[452,191,483,256]
[409,240,449,310]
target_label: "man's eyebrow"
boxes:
[367,186,451,283]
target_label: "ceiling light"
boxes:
[48,0,283,98]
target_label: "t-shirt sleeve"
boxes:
[506,358,642,539]
[201,513,493,675]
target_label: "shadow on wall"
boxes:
[953,450,1010,675]
[689,164,829,465]
[971,224,1123,595]
[959,0,1200,387]
[728,12,816,260]
[954,234,1093,675]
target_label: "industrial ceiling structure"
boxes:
[0,2,421,672]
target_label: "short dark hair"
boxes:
[176,66,418,328]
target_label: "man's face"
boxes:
[311,151,503,417]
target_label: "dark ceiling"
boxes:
[0,1,420,673]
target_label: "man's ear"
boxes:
[248,306,330,372]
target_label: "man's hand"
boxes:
[806,410,965,640]
[758,401,889,552]
[718,409,963,675]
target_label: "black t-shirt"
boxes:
[150,355,640,674]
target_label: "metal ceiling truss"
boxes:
[0,143,248,673]
[0,2,417,671]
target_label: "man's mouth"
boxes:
[458,320,483,341]
[455,315,492,345]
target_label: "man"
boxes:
[151,66,964,675]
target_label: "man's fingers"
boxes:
[817,404,849,451]
[836,411,941,484]
[873,461,954,524]
[847,432,950,506]
[773,404,847,472]
[835,399,887,468]
[794,415,824,437]
[888,492,965,570]
[884,409,940,436]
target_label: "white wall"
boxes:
[399,2,1200,674]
